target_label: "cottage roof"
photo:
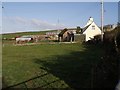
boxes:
[58,28,77,37]
[84,17,94,27]
[58,28,68,36]
[81,24,91,33]
[58,17,101,36]
[81,17,96,32]
[82,20,102,34]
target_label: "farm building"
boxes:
[46,32,58,40]
[15,35,47,44]
[58,28,75,42]
[58,17,101,42]
[103,24,117,32]
[58,28,85,43]
[15,17,101,43]
[82,17,102,41]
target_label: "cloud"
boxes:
[2,16,66,33]
[15,17,28,24]
[30,18,65,30]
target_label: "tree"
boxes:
[117,22,120,26]
[76,26,81,34]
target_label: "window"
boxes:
[92,25,95,30]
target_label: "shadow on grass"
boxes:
[34,44,103,89]
[2,44,118,89]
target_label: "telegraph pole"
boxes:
[57,18,60,34]
[57,18,61,42]
[101,0,104,42]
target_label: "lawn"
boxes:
[2,43,104,89]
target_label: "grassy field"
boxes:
[2,42,104,89]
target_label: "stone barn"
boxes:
[58,28,74,42]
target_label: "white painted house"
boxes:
[83,17,101,41]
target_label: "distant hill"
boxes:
[2,30,58,39]
[2,27,77,39]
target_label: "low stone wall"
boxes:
[74,34,85,43]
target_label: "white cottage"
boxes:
[82,17,101,41]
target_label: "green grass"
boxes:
[2,43,104,89]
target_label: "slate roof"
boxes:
[81,23,92,33]
[58,22,93,36]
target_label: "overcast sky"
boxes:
[1,1,119,34]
